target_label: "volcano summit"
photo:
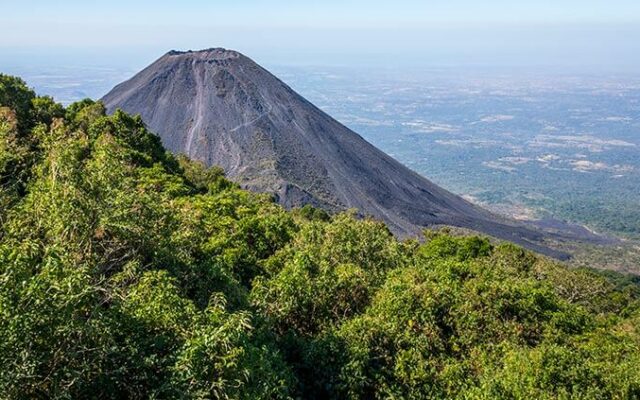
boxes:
[102,48,571,258]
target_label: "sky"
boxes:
[2,0,640,70]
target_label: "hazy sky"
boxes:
[2,0,640,70]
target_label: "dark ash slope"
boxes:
[102,48,571,259]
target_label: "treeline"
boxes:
[1,74,639,399]
[553,199,640,239]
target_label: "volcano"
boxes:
[102,48,570,258]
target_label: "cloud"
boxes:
[536,154,561,163]
[338,115,394,127]
[529,134,636,152]
[570,160,634,173]
[482,160,516,172]
[598,116,633,122]
[402,120,459,133]
[435,139,502,148]
[481,156,533,172]
[478,114,515,123]
[499,156,531,165]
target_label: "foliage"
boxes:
[0,76,639,399]
[0,74,35,132]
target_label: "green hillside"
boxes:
[1,74,639,399]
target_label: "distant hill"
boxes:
[102,48,571,258]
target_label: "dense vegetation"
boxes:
[1,74,640,399]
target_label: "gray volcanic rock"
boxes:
[102,48,570,258]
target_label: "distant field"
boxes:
[276,66,640,241]
[0,64,135,105]
[5,63,640,243]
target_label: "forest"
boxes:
[1,73,640,399]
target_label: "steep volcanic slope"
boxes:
[102,48,569,258]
